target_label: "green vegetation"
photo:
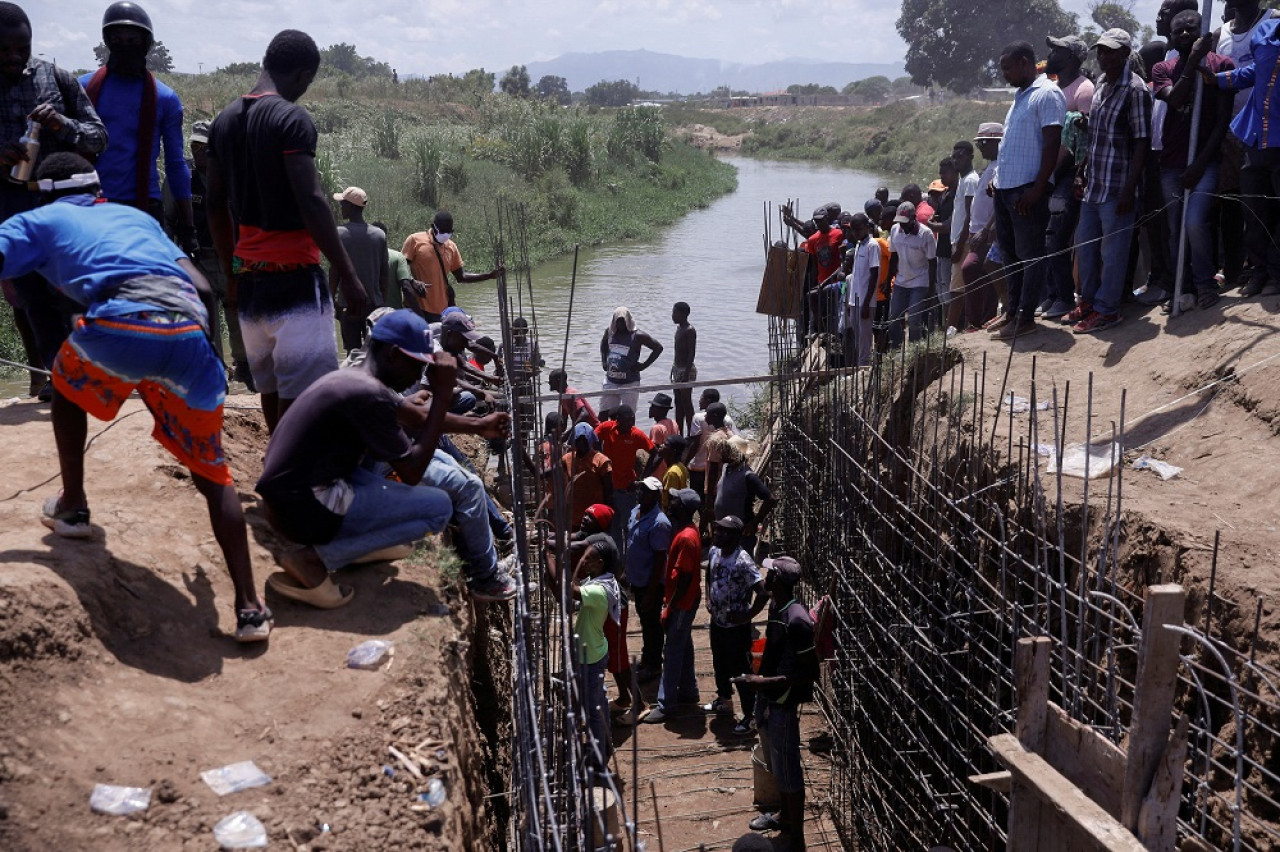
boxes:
[737,100,1009,177]
[0,71,736,378]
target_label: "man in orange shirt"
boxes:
[401,210,502,321]
[596,405,659,548]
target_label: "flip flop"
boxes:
[266,572,355,610]
[351,544,414,565]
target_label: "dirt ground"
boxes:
[959,290,1280,648]
[0,401,497,851]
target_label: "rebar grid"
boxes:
[761,324,1280,852]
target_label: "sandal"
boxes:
[235,605,274,643]
[266,572,355,610]
[40,494,92,539]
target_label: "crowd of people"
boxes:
[797,0,1280,365]
[1,4,820,845]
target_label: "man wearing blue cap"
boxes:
[256,309,517,606]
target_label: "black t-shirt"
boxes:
[257,369,411,542]
[207,93,317,237]
[760,598,819,706]
[934,190,955,258]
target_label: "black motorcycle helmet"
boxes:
[102,2,154,43]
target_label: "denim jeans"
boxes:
[1077,198,1137,317]
[1161,165,1221,297]
[994,184,1051,320]
[314,465,452,571]
[1241,147,1280,283]
[1044,181,1081,306]
[887,285,929,347]
[657,603,700,712]
[439,435,512,542]
[579,656,610,768]
[420,450,500,585]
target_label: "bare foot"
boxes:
[278,546,332,590]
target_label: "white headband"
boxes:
[32,171,102,192]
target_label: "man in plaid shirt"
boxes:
[1067,29,1152,334]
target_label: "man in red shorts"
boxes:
[0,152,272,642]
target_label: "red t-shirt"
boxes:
[595,421,654,489]
[803,226,844,283]
[561,385,600,427]
[664,525,703,611]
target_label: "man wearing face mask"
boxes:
[79,2,194,251]
[402,210,503,322]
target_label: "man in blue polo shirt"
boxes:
[625,476,673,686]
[0,153,271,642]
[988,41,1066,341]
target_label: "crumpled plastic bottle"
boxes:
[347,640,394,670]
[213,811,267,848]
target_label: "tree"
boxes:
[499,65,531,98]
[844,75,892,103]
[218,60,261,75]
[536,74,571,105]
[786,83,838,96]
[94,40,174,73]
[317,43,393,79]
[585,79,640,107]
[896,0,1078,92]
[1089,0,1141,35]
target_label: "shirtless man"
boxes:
[670,301,697,434]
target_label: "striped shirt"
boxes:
[1083,67,1152,204]
[997,75,1066,188]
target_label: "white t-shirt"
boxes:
[950,170,979,242]
[1151,99,1167,152]
[969,162,998,236]
[889,224,937,289]
[1217,10,1280,114]
[844,237,881,309]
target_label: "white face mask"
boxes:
[434,231,452,244]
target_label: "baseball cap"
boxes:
[440,309,482,341]
[1046,34,1087,61]
[762,555,802,585]
[928,179,947,192]
[333,186,368,207]
[369,310,433,362]
[975,122,1004,139]
[190,120,211,144]
[637,476,663,492]
[584,503,614,529]
[650,392,673,410]
[893,201,916,224]
[1095,28,1132,50]
[714,515,744,531]
[669,487,701,512]
[572,421,597,444]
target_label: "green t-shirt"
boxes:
[386,248,412,310]
[576,584,609,665]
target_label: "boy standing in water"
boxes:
[671,301,697,435]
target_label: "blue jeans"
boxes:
[439,435,513,542]
[887,285,929,347]
[314,466,452,571]
[994,184,1051,320]
[1162,165,1221,297]
[1044,181,1081,306]
[1076,198,1137,317]
[420,450,500,585]
[579,655,610,768]
[657,604,700,712]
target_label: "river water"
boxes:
[1,158,892,415]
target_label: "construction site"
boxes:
[2,198,1280,852]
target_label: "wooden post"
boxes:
[1137,714,1190,849]
[1120,585,1186,834]
[1009,637,1051,850]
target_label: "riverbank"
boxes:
[669,100,1009,178]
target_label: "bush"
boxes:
[413,136,443,208]
[373,110,400,160]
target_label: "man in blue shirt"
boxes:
[988,41,1066,341]
[626,476,673,684]
[0,153,271,642]
[79,2,194,249]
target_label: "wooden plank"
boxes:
[969,771,1012,792]
[1015,637,1052,752]
[756,244,807,317]
[1044,704,1126,819]
[1121,585,1186,832]
[1136,713,1190,851]
[990,734,1147,852]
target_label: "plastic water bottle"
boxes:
[419,777,446,808]
[9,120,40,183]
[212,811,267,848]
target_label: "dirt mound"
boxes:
[0,398,499,851]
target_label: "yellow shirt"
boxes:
[401,233,462,315]
[661,462,689,511]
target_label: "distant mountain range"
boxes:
[524,50,905,96]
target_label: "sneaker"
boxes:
[469,573,518,602]
[616,703,646,726]
[641,707,671,724]
[732,717,756,736]
[991,318,1037,340]
[1034,298,1054,316]
[1063,302,1094,324]
[1040,299,1074,320]
[235,605,274,643]
[1241,279,1266,297]
[1198,290,1222,309]
[496,553,521,579]
[40,495,91,538]
[702,698,734,716]
[1073,312,1121,334]
[984,314,1012,333]
[1135,286,1169,306]
[748,811,787,832]
[1261,282,1280,296]
[37,381,53,402]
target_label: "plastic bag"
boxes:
[347,640,395,670]
[89,784,151,816]
[213,811,268,848]
[1047,442,1121,480]
[201,761,272,796]
[1132,455,1182,481]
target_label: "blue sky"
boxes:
[29,0,1175,78]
